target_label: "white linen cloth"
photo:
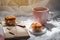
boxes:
[0,16,60,40]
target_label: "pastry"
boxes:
[31,22,42,32]
[5,16,16,26]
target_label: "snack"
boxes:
[5,16,16,26]
[31,22,42,32]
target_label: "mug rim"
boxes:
[33,7,49,12]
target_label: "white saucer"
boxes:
[29,27,47,35]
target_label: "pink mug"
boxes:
[33,7,49,25]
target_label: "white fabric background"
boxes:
[0,0,49,16]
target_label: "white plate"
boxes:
[29,27,47,35]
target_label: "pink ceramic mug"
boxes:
[33,7,49,25]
